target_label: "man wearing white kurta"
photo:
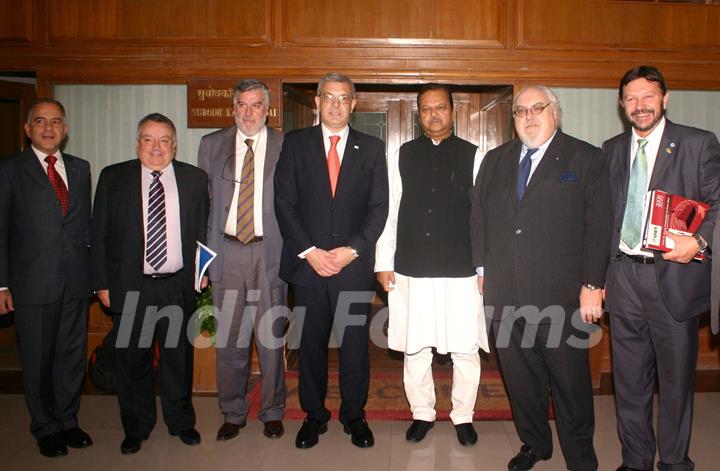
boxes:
[375,84,488,446]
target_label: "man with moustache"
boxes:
[603,65,720,471]
[91,113,209,454]
[375,83,488,446]
[470,86,611,471]
[274,72,388,449]
[0,99,93,457]
[198,79,286,441]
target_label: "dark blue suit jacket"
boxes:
[0,147,91,304]
[274,125,388,288]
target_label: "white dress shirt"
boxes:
[225,126,267,237]
[142,163,183,274]
[620,117,666,256]
[297,124,351,258]
[32,145,69,188]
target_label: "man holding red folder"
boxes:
[603,65,720,471]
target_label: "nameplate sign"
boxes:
[187,78,280,128]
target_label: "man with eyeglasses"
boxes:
[375,83,488,446]
[274,72,388,449]
[470,86,612,471]
[197,79,287,442]
[0,99,94,457]
[603,66,720,471]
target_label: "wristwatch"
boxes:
[692,233,708,254]
[582,283,601,291]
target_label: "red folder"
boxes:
[642,189,709,261]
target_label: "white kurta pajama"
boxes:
[375,145,489,425]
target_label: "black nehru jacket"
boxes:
[395,134,476,278]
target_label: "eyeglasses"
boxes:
[512,102,551,118]
[31,117,65,128]
[319,93,352,105]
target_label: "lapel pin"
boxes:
[666,142,675,155]
[354,145,359,150]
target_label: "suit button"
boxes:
[218,231,224,235]
[425,232,431,237]
[225,206,229,212]
[427,209,432,214]
[431,188,436,192]
[515,229,522,235]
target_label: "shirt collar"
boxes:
[521,130,557,155]
[236,125,266,149]
[321,123,350,142]
[632,116,666,148]
[31,145,63,163]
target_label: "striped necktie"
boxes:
[620,138,649,249]
[236,138,255,243]
[146,170,167,270]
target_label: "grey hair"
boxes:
[513,85,562,127]
[232,79,270,107]
[316,72,355,98]
[26,98,66,124]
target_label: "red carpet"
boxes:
[247,369,515,421]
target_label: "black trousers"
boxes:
[14,294,88,439]
[112,274,196,438]
[493,313,598,471]
[608,258,698,471]
[292,280,372,425]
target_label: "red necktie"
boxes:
[45,155,69,215]
[328,135,341,197]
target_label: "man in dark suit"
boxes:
[274,72,388,449]
[603,65,720,471]
[0,98,93,458]
[91,113,209,455]
[198,79,286,441]
[471,86,612,471]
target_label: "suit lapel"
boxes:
[502,140,522,209]
[308,125,332,198]
[649,120,678,190]
[335,127,362,199]
[64,155,81,215]
[173,160,189,237]
[522,131,568,201]
[613,133,632,204]
[128,160,143,230]
[20,148,54,191]
[220,127,237,210]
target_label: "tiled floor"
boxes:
[1,393,719,470]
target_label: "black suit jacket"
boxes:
[470,130,612,320]
[90,159,209,310]
[0,147,91,304]
[274,125,389,287]
[603,119,720,321]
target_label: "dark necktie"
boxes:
[328,135,341,197]
[45,155,69,215]
[146,170,167,271]
[236,138,255,243]
[516,148,539,202]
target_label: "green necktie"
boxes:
[620,138,649,248]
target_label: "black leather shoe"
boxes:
[454,423,478,446]
[343,418,374,448]
[216,422,245,441]
[616,466,651,471]
[405,420,434,443]
[295,418,327,449]
[263,420,284,439]
[172,428,201,446]
[38,432,68,458]
[508,445,552,470]
[120,436,142,455]
[64,427,93,448]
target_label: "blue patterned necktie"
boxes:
[620,139,649,248]
[516,148,538,201]
[146,170,167,270]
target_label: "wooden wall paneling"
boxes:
[0,0,34,44]
[46,0,272,45]
[519,0,720,51]
[283,0,506,47]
